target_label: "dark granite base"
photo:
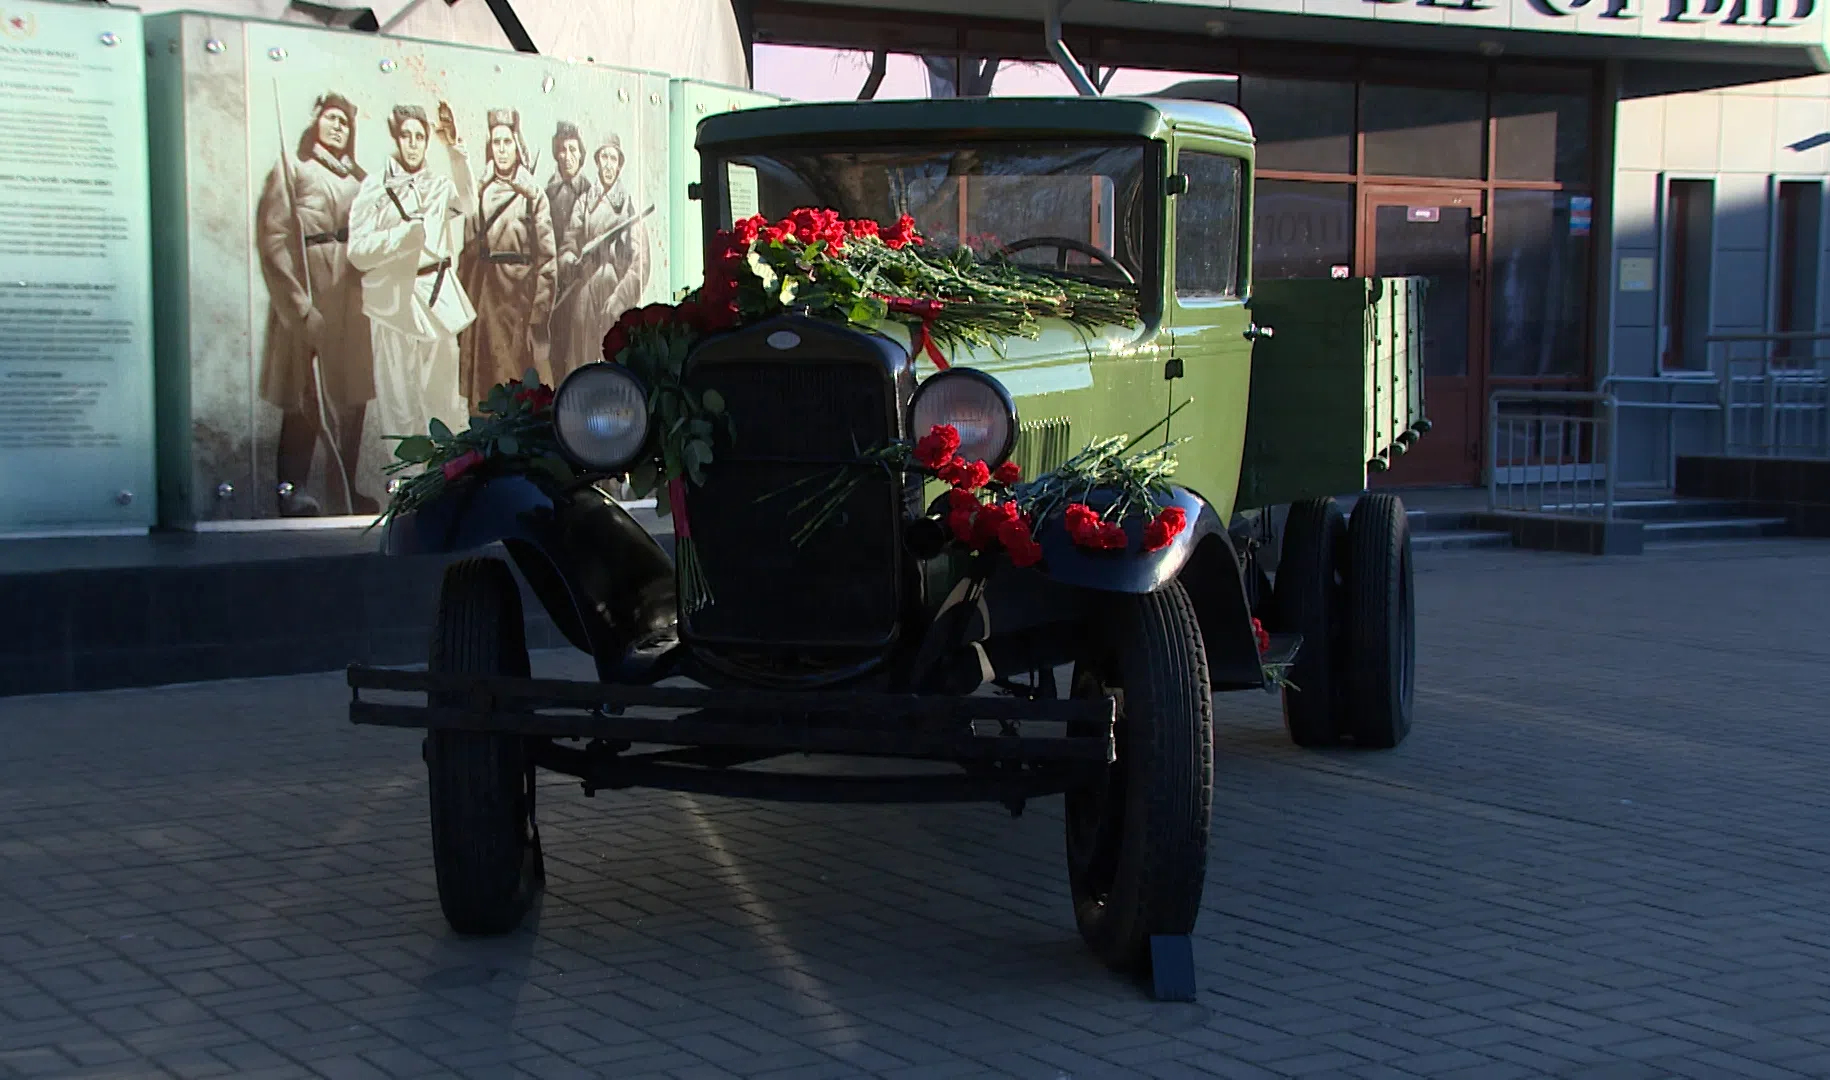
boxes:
[1675,456,1830,537]
[1470,512,1645,556]
[0,543,573,698]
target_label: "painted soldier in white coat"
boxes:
[558,135,651,380]
[544,121,590,378]
[347,103,476,474]
[255,92,374,516]
[456,108,558,410]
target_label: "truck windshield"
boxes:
[715,142,1152,291]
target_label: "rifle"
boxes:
[553,203,656,310]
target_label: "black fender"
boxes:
[383,475,677,670]
[970,485,1262,690]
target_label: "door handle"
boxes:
[1243,324,1274,341]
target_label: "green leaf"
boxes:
[630,460,658,498]
[702,389,725,415]
[393,435,437,464]
[497,434,519,456]
[689,417,714,440]
[747,248,779,290]
[428,417,452,441]
[521,367,540,390]
[779,277,799,305]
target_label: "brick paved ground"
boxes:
[3,539,1830,1080]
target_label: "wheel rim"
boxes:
[1065,664,1126,902]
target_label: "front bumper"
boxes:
[347,664,1117,805]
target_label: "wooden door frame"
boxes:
[1357,185,1489,485]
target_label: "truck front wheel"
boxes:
[1064,582,1214,974]
[426,557,544,935]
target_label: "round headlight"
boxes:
[909,368,1017,466]
[553,363,650,472]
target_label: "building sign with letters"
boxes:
[1118,0,1823,46]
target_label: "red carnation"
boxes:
[938,456,990,491]
[1063,503,1103,548]
[1142,505,1188,552]
[1098,521,1127,550]
[971,499,1021,549]
[733,214,765,244]
[992,461,1022,487]
[945,487,980,515]
[947,507,976,544]
[761,223,791,244]
[884,213,923,250]
[998,513,1044,568]
[441,448,484,483]
[913,424,961,469]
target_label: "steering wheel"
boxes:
[1000,236,1136,285]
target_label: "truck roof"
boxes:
[694,95,1255,151]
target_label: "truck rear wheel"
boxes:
[1344,495,1415,749]
[1064,582,1214,974]
[1272,498,1346,747]
[426,557,544,935]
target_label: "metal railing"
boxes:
[1711,333,1830,459]
[1487,390,1618,519]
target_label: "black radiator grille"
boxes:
[682,358,902,648]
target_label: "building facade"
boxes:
[744,0,1830,489]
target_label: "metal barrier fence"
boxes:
[1712,333,1830,458]
[1600,333,1830,489]
[1487,390,1618,519]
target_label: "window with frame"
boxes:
[1175,152,1244,299]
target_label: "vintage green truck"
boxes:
[347,92,1428,986]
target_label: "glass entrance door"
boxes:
[1359,188,1486,486]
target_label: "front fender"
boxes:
[382,475,677,670]
[1025,486,1219,593]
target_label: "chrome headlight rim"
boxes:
[909,367,1019,467]
[552,361,652,474]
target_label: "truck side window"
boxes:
[1175,152,1244,300]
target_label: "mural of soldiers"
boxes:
[254,92,373,517]
[346,103,477,472]
[457,108,558,408]
[545,121,591,377]
[558,135,651,379]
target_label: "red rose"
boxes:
[513,385,554,412]
[440,448,484,483]
[639,303,673,328]
[601,325,628,361]
[674,299,704,331]
[914,424,962,469]
[992,461,1022,487]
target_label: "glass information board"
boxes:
[0,0,155,536]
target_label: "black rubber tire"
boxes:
[1344,494,1415,749]
[1064,582,1214,974]
[1272,498,1347,748]
[426,557,544,935]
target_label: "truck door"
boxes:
[1165,138,1257,522]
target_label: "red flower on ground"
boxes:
[992,461,1022,487]
[938,456,990,491]
[441,449,484,483]
[883,213,923,250]
[913,424,962,469]
[1251,617,1271,657]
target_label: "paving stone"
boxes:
[1,541,1828,1077]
